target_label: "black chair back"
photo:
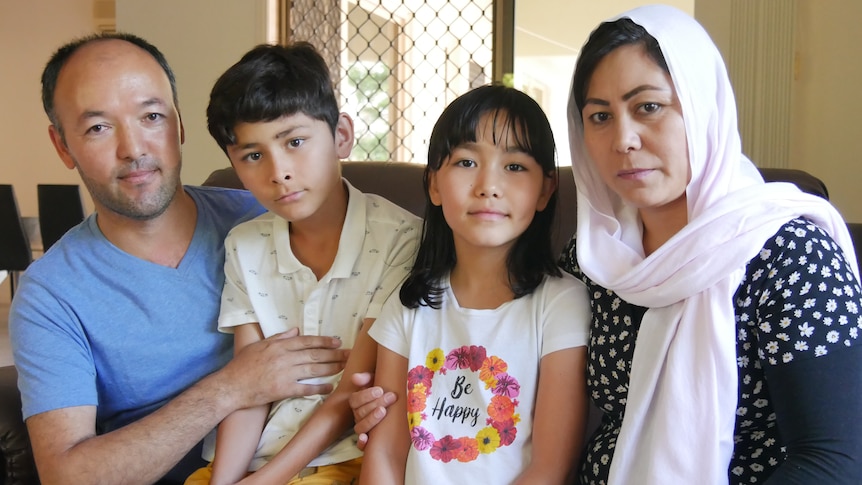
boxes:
[846,223,862,275]
[37,184,85,251]
[0,185,33,297]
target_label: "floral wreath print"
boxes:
[407,345,521,463]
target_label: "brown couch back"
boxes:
[203,162,838,259]
[201,161,857,459]
[205,161,581,254]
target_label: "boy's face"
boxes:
[227,112,354,224]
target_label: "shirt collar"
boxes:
[273,178,365,280]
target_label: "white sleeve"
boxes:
[540,273,591,357]
[365,218,421,320]
[367,289,412,358]
[217,228,257,333]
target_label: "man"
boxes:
[9,32,347,485]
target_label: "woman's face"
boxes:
[581,44,690,216]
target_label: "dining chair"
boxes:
[37,184,85,252]
[0,185,33,298]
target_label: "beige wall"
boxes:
[116,0,269,192]
[694,0,731,56]
[790,1,862,223]
[2,0,861,222]
[0,0,95,217]
[0,0,266,219]
[697,1,862,223]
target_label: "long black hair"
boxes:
[400,84,560,309]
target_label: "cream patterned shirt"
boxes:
[212,180,421,470]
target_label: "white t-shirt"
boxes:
[369,273,590,484]
[208,180,421,470]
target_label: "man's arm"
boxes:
[27,329,347,485]
[238,318,380,484]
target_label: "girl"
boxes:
[563,5,862,484]
[360,84,591,484]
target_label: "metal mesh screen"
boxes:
[287,0,494,163]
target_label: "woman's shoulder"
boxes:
[767,216,832,243]
[738,216,862,365]
[749,216,852,275]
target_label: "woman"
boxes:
[562,4,862,484]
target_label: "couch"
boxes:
[1,161,858,484]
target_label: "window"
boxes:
[280,0,499,163]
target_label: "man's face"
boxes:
[48,39,184,221]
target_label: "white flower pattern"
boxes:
[562,218,862,484]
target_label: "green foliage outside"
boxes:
[347,62,392,161]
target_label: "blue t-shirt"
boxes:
[10,186,263,433]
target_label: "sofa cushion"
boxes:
[0,366,38,485]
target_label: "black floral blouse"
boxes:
[560,218,862,484]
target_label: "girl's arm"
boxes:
[210,322,269,485]
[236,318,381,484]
[359,345,410,485]
[513,346,588,485]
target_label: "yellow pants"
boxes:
[184,457,362,485]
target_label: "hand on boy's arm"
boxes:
[218,327,349,409]
[235,319,379,482]
[24,328,349,485]
[348,372,397,450]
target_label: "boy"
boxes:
[186,42,421,484]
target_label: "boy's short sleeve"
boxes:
[218,220,267,333]
[363,215,421,320]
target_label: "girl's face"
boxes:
[581,44,690,217]
[428,113,555,256]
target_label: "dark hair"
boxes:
[207,42,339,153]
[400,84,560,309]
[41,32,179,141]
[572,17,669,115]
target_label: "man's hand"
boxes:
[24,329,348,485]
[220,328,349,409]
[348,372,397,450]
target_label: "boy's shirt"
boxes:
[207,179,421,469]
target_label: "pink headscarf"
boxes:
[568,5,858,484]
